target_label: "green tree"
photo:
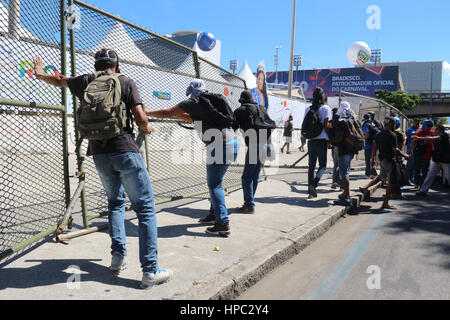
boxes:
[374,89,421,111]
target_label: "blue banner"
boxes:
[267,66,399,98]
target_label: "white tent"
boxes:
[93,22,155,66]
[0,3,36,39]
[237,60,257,89]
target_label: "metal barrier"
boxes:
[337,91,410,133]
[0,0,248,260]
[0,99,69,261]
[59,1,247,238]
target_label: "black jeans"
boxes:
[414,156,430,187]
[308,139,328,188]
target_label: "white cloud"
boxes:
[443,61,450,76]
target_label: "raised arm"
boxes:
[33,56,69,88]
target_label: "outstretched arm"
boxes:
[33,56,69,87]
[145,105,192,122]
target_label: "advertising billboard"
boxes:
[267,65,399,98]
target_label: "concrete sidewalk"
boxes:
[0,164,380,300]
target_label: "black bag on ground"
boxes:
[392,160,409,187]
[301,105,323,139]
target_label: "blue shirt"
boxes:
[406,126,417,152]
[362,124,372,150]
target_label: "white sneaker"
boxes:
[141,268,173,289]
[110,255,128,272]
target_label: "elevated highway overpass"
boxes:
[403,92,450,118]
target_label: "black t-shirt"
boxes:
[283,120,293,137]
[375,129,398,161]
[177,97,203,122]
[432,132,450,163]
[67,73,142,155]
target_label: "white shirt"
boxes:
[303,104,332,141]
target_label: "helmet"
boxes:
[394,117,401,128]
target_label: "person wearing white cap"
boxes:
[145,80,238,237]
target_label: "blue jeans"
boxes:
[242,145,266,208]
[308,139,328,188]
[339,153,354,180]
[93,152,159,273]
[406,156,415,183]
[207,139,238,223]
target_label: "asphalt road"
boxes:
[237,184,450,300]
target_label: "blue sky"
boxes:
[82,0,450,90]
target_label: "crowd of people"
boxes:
[302,87,450,210]
[31,48,450,290]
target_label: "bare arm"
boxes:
[371,142,378,166]
[145,105,192,122]
[131,104,152,134]
[33,56,68,87]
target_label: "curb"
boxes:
[178,181,382,300]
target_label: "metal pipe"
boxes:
[287,0,296,99]
[0,225,58,262]
[56,224,109,242]
[68,0,89,229]
[8,0,20,39]
[60,0,71,208]
[56,176,85,236]
[0,98,65,111]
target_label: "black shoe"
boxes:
[308,186,317,198]
[199,214,216,224]
[236,205,255,214]
[416,191,427,196]
[333,199,352,207]
[206,223,230,237]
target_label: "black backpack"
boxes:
[197,92,235,130]
[363,120,381,144]
[246,103,276,133]
[301,105,323,139]
[413,139,427,158]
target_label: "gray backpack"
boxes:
[77,71,127,141]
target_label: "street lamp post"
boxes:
[275,46,282,84]
[429,62,433,118]
[229,60,238,74]
[294,54,302,84]
[287,0,296,98]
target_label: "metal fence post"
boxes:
[60,0,71,208]
[68,0,89,229]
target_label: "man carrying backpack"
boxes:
[233,90,276,213]
[145,79,238,237]
[32,49,172,289]
[359,117,410,209]
[301,87,332,199]
[410,119,434,188]
[362,113,379,178]
[281,115,294,154]
[329,102,361,206]
[415,124,450,196]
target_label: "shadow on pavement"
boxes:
[0,258,141,290]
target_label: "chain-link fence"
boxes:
[0,0,251,261]
[0,101,68,261]
[66,1,248,231]
[0,0,71,262]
